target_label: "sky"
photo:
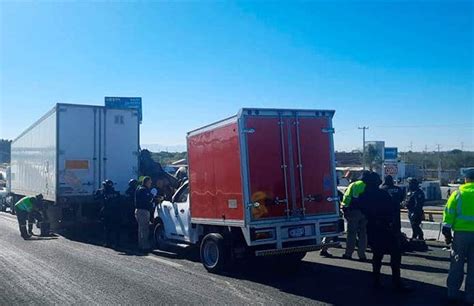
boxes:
[0,1,473,152]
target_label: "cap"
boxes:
[463,169,474,180]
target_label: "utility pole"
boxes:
[423,145,428,179]
[436,144,442,182]
[358,126,369,170]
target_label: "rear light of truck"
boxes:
[251,228,275,241]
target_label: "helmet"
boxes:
[407,177,418,185]
[128,179,138,187]
[384,175,394,186]
[102,180,114,189]
[361,170,372,183]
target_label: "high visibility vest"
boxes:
[342,180,366,208]
[443,182,474,232]
[15,196,34,213]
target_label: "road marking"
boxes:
[145,255,183,268]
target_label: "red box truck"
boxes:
[154,108,343,272]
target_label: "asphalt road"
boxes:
[0,212,456,305]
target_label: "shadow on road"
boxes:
[222,259,446,306]
[405,252,451,263]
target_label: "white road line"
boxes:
[145,255,183,268]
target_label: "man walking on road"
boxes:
[341,170,370,261]
[442,169,474,305]
[14,194,44,240]
[135,176,154,253]
[403,178,425,240]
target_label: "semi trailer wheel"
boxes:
[200,233,228,273]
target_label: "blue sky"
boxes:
[1,1,472,152]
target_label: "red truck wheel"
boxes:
[200,233,228,273]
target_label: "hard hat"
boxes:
[128,179,138,186]
[407,177,419,185]
[103,180,114,187]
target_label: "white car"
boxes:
[153,181,199,248]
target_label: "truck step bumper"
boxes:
[254,242,339,257]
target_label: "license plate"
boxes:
[289,227,305,238]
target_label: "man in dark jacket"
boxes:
[94,180,121,248]
[359,172,410,292]
[135,176,154,252]
[381,175,404,207]
[124,179,138,242]
[402,178,425,240]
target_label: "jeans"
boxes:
[409,212,424,240]
[344,209,367,259]
[135,209,151,250]
[447,231,474,303]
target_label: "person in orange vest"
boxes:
[14,194,44,240]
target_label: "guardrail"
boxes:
[401,209,443,222]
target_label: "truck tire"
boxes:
[200,233,228,273]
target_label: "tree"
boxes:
[364,144,383,171]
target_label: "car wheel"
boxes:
[200,233,228,273]
[153,220,166,250]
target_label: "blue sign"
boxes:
[384,147,398,160]
[105,97,142,122]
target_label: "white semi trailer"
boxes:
[10,103,140,228]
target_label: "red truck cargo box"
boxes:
[187,108,338,226]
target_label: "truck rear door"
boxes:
[103,109,139,193]
[243,110,337,221]
[57,105,97,196]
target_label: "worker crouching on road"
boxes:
[360,172,411,292]
[14,194,44,240]
[135,176,154,253]
[94,180,121,248]
[341,170,370,261]
[442,169,474,305]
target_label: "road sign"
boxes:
[384,163,398,176]
[384,147,398,160]
[105,97,142,122]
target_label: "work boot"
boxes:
[22,234,32,240]
[358,257,368,262]
[342,254,352,260]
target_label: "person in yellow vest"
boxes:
[14,194,44,240]
[442,169,474,305]
[341,170,371,261]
